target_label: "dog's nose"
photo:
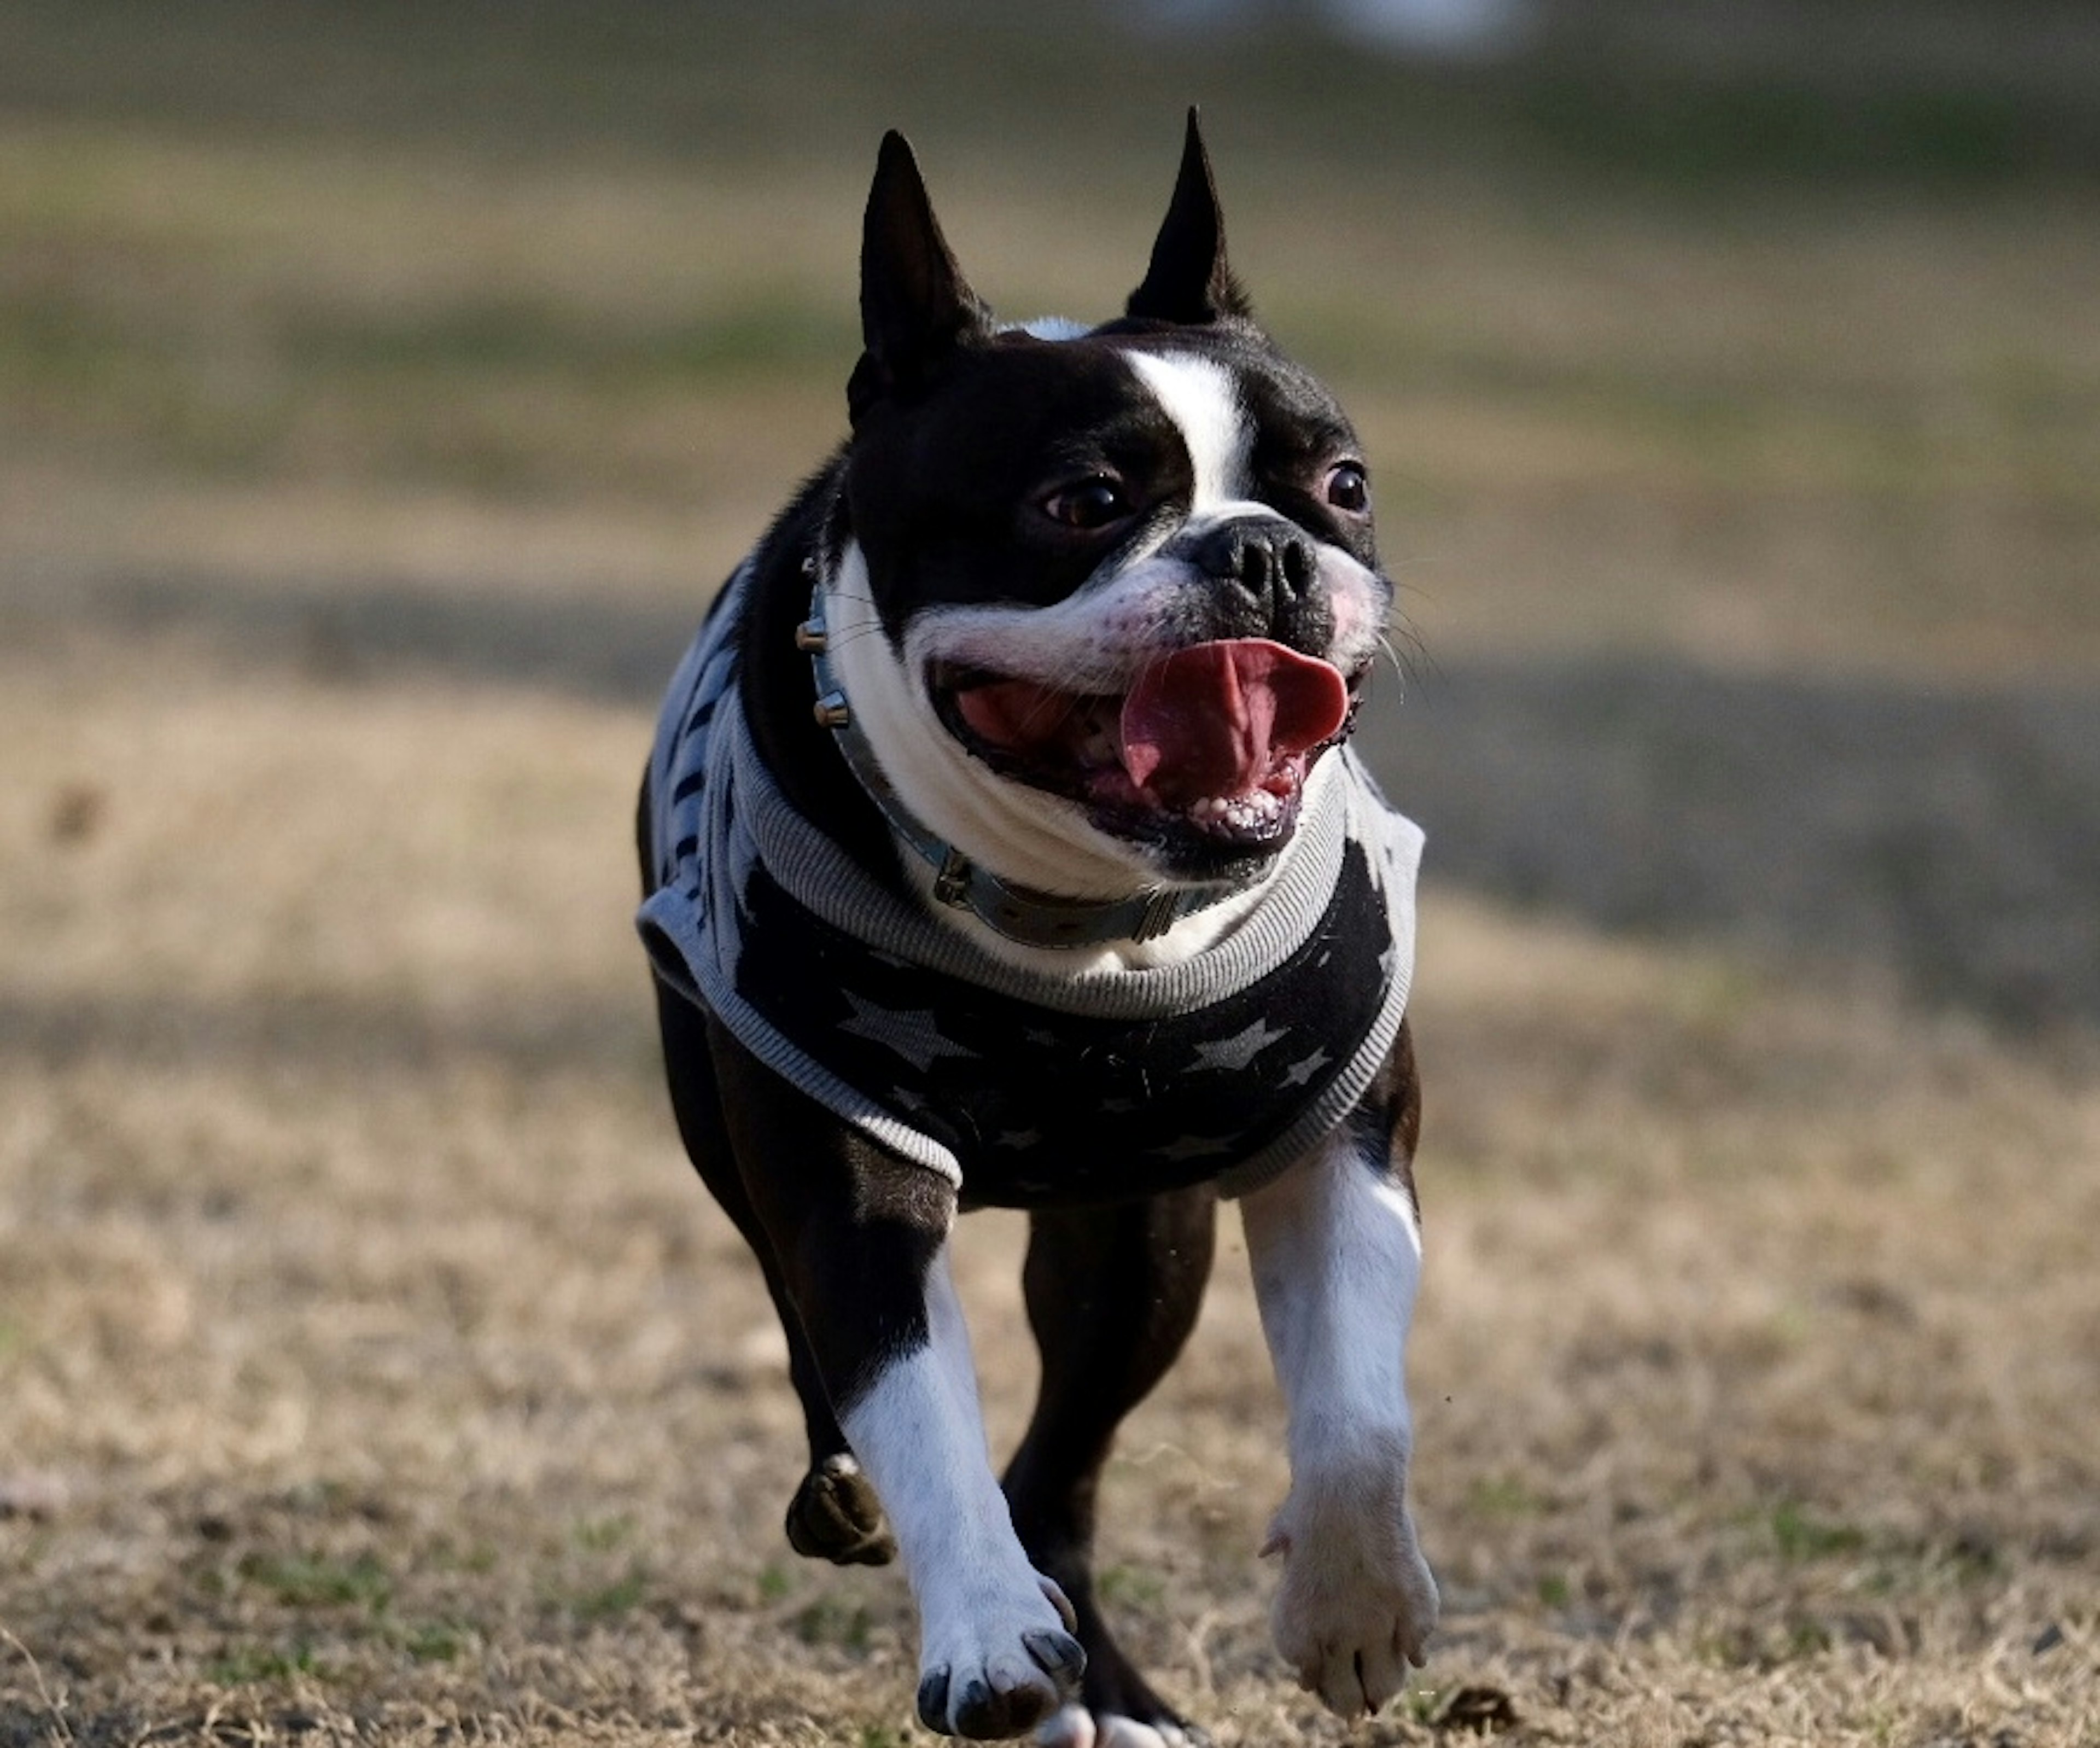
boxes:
[1193,518,1317,625]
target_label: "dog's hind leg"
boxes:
[637,782,890,1561]
[1004,1189,1218,1747]
[651,983,895,1566]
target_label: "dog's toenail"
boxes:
[917,1667,952,1730]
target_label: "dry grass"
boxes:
[4,7,2099,1745]
[5,643,2097,1745]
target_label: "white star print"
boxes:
[839,993,977,1071]
[1189,1016,1291,1073]
[1278,1048,1331,1089]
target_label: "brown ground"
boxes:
[3,7,2098,1744]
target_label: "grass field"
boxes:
[3,4,2098,1744]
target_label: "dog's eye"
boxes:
[1039,476,1132,531]
[1324,462,1371,516]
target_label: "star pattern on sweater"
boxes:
[1189,1016,1291,1073]
[1278,1047,1331,1089]
[840,993,978,1071]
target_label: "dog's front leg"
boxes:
[716,1035,1083,1740]
[1238,1069,1439,1717]
[842,1238,1087,1738]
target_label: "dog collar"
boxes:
[797,583,1251,949]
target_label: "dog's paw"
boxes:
[1036,1704,1209,1747]
[1262,1452,1439,1718]
[784,1454,896,1566]
[918,1578,1085,1739]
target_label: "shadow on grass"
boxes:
[0,981,658,1081]
[31,562,2100,1034]
[1370,657,2100,1032]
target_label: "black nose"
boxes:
[1192,518,1318,629]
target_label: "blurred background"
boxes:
[4,3,2099,1741]
[6,0,2097,1024]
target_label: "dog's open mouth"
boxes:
[931,638,1356,854]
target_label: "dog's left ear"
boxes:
[1126,108,1252,325]
[851,131,991,423]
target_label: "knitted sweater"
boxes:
[637,563,1423,1205]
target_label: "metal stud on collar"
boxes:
[931,847,973,908]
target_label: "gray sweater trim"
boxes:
[637,563,1423,1197]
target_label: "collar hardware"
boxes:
[932,847,973,908]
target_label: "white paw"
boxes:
[1262,1457,1439,1718]
[918,1577,1086,1739]
[1036,1704,1198,1747]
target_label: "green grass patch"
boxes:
[396,1618,470,1664]
[571,1512,637,1554]
[1094,1564,1167,1611]
[205,1641,330,1687]
[238,1549,392,1613]
[794,1592,876,1652]
[1467,1473,1547,1519]
[569,1566,649,1622]
[3,0,2091,190]
[1770,1500,1870,1564]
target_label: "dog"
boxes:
[635,113,1437,1745]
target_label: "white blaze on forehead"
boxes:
[1127,351,1254,510]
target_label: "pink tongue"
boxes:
[1120,639,1349,800]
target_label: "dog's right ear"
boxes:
[850,131,990,423]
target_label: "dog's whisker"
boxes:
[1374,633,1408,692]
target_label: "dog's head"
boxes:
[821,113,1393,902]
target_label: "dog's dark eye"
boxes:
[1324,462,1371,516]
[1039,476,1132,532]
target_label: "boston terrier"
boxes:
[635,112,1438,1745]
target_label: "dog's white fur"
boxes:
[1240,1122,1438,1714]
[1124,351,1250,510]
[838,1242,1083,1733]
[820,346,1388,972]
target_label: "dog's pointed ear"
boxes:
[852,131,990,421]
[1126,108,1251,325]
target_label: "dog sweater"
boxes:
[636,563,1424,1205]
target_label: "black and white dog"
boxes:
[636,114,1437,1745]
